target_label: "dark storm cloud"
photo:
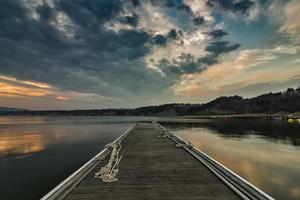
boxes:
[208,0,255,14]
[119,14,139,27]
[153,0,208,25]
[193,16,205,26]
[151,29,182,46]
[56,0,122,28]
[0,0,245,105]
[36,4,56,22]
[209,29,228,39]
[206,41,241,56]
[0,0,68,48]
[168,29,177,39]
[198,54,219,66]
[151,34,168,45]
[165,0,193,14]
[0,0,174,99]
[131,0,141,7]
[157,38,241,77]
[158,54,206,77]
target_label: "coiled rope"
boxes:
[94,142,123,183]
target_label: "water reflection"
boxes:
[0,116,169,160]
[0,132,45,159]
[164,119,300,200]
[165,118,300,146]
[0,126,110,160]
[0,116,48,125]
[0,116,141,200]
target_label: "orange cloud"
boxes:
[0,75,69,100]
[55,96,70,100]
[0,75,121,107]
[174,46,300,98]
[0,75,52,89]
[0,82,49,97]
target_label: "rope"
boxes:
[156,124,172,139]
[92,155,106,162]
[156,122,192,149]
[176,141,192,149]
[94,142,123,183]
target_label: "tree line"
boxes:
[1,87,300,116]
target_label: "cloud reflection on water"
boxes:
[172,125,300,200]
[0,125,101,159]
[0,132,46,158]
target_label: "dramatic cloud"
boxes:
[119,14,139,27]
[0,0,170,101]
[206,41,241,56]
[209,29,228,39]
[0,0,299,109]
[174,45,300,101]
[208,0,255,14]
[280,0,300,41]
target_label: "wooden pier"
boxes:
[42,123,274,200]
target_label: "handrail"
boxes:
[41,124,136,200]
[157,123,275,200]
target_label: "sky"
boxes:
[0,0,300,110]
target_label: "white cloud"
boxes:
[280,0,300,41]
[103,1,216,72]
[22,0,76,40]
[292,58,300,64]
[183,0,214,23]
[173,45,300,98]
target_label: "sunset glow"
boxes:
[0,0,299,109]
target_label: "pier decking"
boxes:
[42,123,273,200]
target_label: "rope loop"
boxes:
[95,142,123,183]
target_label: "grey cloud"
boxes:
[151,34,168,45]
[193,17,205,26]
[151,29,182,46]
[198,55,219,66]
[168,29,179,39]
[119,14,139,27]
[158,54,207,77]
[0,0,69,49]
[209,29,228,39]
[0,0,245,107]
[157,38,241,77]
[208,0,255,14]
[165,0,192,14]
[0,0,173,103]
[56,0,122,28]
[151,0,206,28]
[131,0,141,7]
[206,41,241,56]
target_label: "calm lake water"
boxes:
[163,118,300,200]
[0,116,300,200]
[0,116,162,200]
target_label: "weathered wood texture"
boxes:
[65,124,240,200]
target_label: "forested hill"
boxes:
[1,87,300,116]
[0,107,27,112]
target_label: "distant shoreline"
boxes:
[0,112,299,119]
[1,87,299,117]
[182,113,300,119]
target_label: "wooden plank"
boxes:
[41,125,135,200]
[161,125,274,200]
[63,124,240,200]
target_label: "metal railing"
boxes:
[41,124,136,200]
[157,123,275,200]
